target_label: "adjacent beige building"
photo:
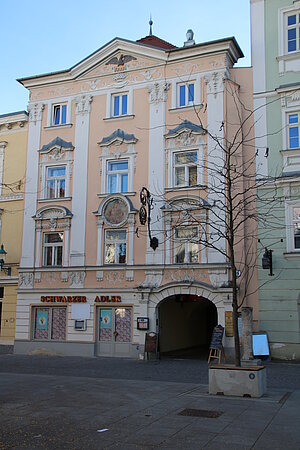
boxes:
[14,30,257,358]
[0,111,28,350]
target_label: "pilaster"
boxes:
[69,95,92,266]
[146,81,169,265]
[205,72,227,263]
[21,103,44,268]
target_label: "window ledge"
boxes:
[280,148,300,154]
[165,185,207,193]
[38,197,72,203]
[44,123,73,130]
[169,104,203,113]
[283,252,300,260]
[97,192,136,198]
[103,115,135,122]
[277,52,300,62]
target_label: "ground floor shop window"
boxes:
[33,307,66,340]
[99,308,131,342]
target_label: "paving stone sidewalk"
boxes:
[0,356,300,449]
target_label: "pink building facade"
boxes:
[14,31,257,358]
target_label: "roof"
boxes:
[136,35,177,50]
[0,110,28,119]
[17,36,243,88]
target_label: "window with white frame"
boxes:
[112,93,128,117]
[174,151,198,187]
[33,307,66,340]
[174,227,199,263]
[288,112,299,148]
[52,104,67,126]
[43,232,64,266]
[292,206,300,250]
[104,230,127,264]
[177,82,194,107]
[287,12,300,53]
[107,161,128,193]
[46,166,66,198]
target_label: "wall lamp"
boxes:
[0,244,11,276]
[262,248,273,276]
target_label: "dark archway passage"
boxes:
[158,294,217,359]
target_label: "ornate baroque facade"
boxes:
[14,31,257,358]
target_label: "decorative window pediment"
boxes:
[162,196,210,213]
[98,129,137,147]
[34,205,73,221]
[166,120,206,142]
[39,137,74,161]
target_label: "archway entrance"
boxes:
[158,294,217,359]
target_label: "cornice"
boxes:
[0,111,28,130]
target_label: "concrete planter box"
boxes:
[209,365,267,398]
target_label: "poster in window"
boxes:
[100,309,112,329]
[36,309,49,331]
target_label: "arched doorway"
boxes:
[158,294,217,359]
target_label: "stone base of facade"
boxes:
[14,340,96,357]
[14,340,143,358]
[0,344,14,354]
[269,343,300,361]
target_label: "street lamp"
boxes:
[0,244,11,276]
[139,187,159,251]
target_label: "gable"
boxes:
[75,49,167,81]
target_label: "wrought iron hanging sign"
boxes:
[139,187,158,251]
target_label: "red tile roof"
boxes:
[136,35,177,50]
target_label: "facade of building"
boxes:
[14,30,257,358]
[251,0,300,359]
[0,111,28,350]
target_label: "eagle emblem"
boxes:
[105,54,137,66]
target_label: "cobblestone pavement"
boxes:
[0,355,300,449]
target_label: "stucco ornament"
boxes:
[28,103,44,124]
[75,95,93,115]
[208,268,228,288]
[103,198,128,226]
[19,272,34,289]
[69,271,86,288]
[48,146,65,161]
[205,71,228,98]
[141,270,163,288]
[105,271,125,283]
[148,81,170,104]
[175,131,196,146]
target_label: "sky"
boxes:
[0,0,251,115]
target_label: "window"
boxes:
[287,13,300,53]
[178,82,194,107]
[33,307,66,340]
[43,233,63,266]
[112,94,128,117]
[292,206,300,250]
[107,161,128,193]
[288,113,299,149]
[46,166,66,198]
[174,227,198,263]
[105,230,126,264]
[52,104,67,126]
[174,151,198,187]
